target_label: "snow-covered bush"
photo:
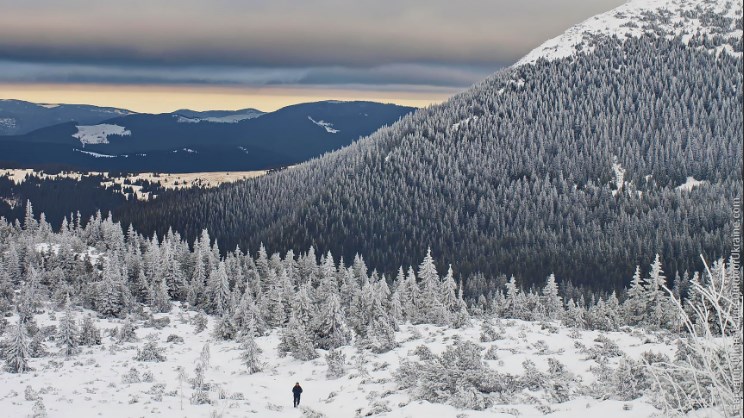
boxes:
[520,359,547,391]
[122,367,141,384]
[144,315,170,329]
[582,335,622,360]
[25,385,39,401]
[479,320,502,342]
[135,341,166,362]
[166,334,184,344]
[395,340,500,410]
[117,318,138,343]
[484,345,499,360]
[643,258,742,416]
[32,398,47,418]
[411,344,436,361]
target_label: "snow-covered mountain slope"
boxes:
[0,306,679,418]
[517,0,743,66]
[72,124,131,146]
[0,99,135,136]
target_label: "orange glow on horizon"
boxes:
[0,83,456,113]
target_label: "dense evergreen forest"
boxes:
[114,35,743,292]
[0,173,172,229]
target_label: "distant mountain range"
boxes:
[0,100,415,172]
[0,99,135,136]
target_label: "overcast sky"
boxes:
[0,0,624,112]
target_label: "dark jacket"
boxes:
[292,385,303,395]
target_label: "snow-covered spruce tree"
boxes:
[96,257,129,317]
[16,267,41,324]
[646,257,743,417]
[57,295,79,357]
[240,321,262,374]
[190,361,210,405]
[542,274,563,321]
[212,309,237,341]
[643,254,676,329]
[149,276,171,313]
[192,311,208,334]
[562,298,586,329]
[367,312,398,353]
[325,349,346,379]
[4,318,30,373]
[79,315,101,346]
[622,266,646,326]
[400,267,420,323]
[312,291,350,350]
[450,279,471,328]
[417,249,448,325]
[278,313,318,361]
[206,261,231,315]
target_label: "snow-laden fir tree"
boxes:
[279,313,318,361]
[542,274,563,321]
[417,248,448,325]
[239,320,262,374]
[79,315,101,346]
[57,295,79,357]
[4,318,30,373]
[312,291,350,350]
[622,266,646,326]
[325,349,346,379]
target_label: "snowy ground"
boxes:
[0,305,681,418]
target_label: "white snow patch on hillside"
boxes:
[175,115,200,123]
[39,103,60,109]
[612,160,627,196]
[308,116,340,133]
[35,243,61,255]
[677,176,707,191]
[72,124,131,146]
[0,306,680,418]
[0,117,16,128]
[174,112,263,124]
[516,0,743,66]
[451,116,479,132]
[73,148,117,158]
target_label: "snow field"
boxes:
[1,305,681,418]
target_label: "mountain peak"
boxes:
[516,0,743,66]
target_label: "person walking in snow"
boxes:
[292,382,303,407]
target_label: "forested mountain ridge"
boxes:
[0,101,414,172]
[119,0,743,291]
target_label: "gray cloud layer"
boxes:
[0,0,624,88]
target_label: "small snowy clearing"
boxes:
[451,116,479,132]
[676,176,707,192]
